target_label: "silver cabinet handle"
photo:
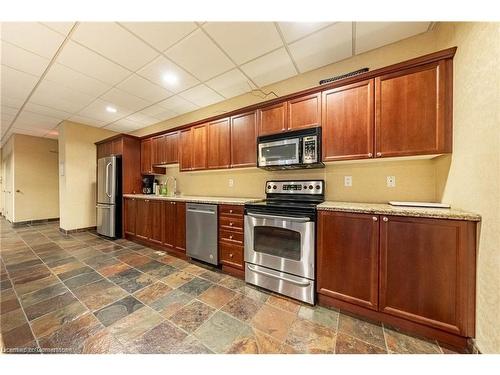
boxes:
[383,217,388,222]
[372,216,378,221]
[247,212,310,223]
[247,264,311,287]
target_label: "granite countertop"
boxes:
[123,194,262,205]
[317,201,481,221]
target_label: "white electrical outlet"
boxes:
[228,178,234,188]
[387,176,396,188]
[344,176,352,187]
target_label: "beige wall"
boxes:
[58,121,117,231]
[0,134,58,223]
[13,134,59,222]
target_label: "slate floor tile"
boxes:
[160,270,194,288]
[151,289,194,318]
[73,280,128,311]
[24,291,78,321]
[130,321,187,354]
[133,281,172,305]
[19,282,68,308]
[31,300,88,338]
[222,293,262,322]
[1,308,28,333]
[226,326,284,354]
[335,332,386,354]
[198,285,236,309]
[1,323,36,349]
[178,277,212,296]
[194,311,248,353]
[251,304,296,341]
[384,328,441,354]
[298,305,339,329]
[284,318,336,353]
[94,295,144,327]
[63,271,103,291]
[108,307,164,344]
[169,300,215,333]
[171,335,213,354]
[338,313,386,349]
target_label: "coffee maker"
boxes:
[142,175,154,194]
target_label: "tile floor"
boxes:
[0,219,456,354]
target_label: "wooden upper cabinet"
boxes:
[151,135,166,165]
[317,211,379,310]
[379,216,476,336]
[375,60,452,158]
[231,111,258,167]
[207,118,231,169]
[179,129,193,171]
[140,138,153,174]
[97,142,111,159]
[192,124,208,170]
[288,93,321,131]
[165,131,179,164]
[111,138,123,155]
[322,79,375,161]
[258,102,287,136]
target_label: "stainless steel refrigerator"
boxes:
[96,155,122,238]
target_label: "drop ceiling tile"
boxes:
[56,41,131,85]
[44,63,112,97]
[14,111,61,130]
[139,105,177,120]
[1,105,18,116]
[355,22,430,54]
[71,22,159,71]
[205,69,251,98]
[1,65,39,101]
[1,113,15,128]
[0,22,65,59]
[105,118,144,133]
[165,29,234,81]
[100,88,151,113]
[23,102,72,120]
[68,115,107,127]
[119,22,198,51]
[203,22,283,64]
[178,85,224,107]
[77,99,133,123]
[11,127,50,137]
[1,41,50,76]
[240,48,297,87]
[157,95,198,115]
[41,22,75,36]
[1,96,25,109]
[127,112,160,126]
[277,22,333,43]
[288,22,353,72]
[137,55,199,93]
[30,80,95,113]
[116,74,173,102]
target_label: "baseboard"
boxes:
[11,217,59,227]
[59,226,96,234]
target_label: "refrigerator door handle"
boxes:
[96,204,112,209]
[105,162,112,198]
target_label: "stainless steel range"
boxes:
[244,180,324,304]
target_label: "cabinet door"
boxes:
[179,129,193,171]
[288,93,321,131]
[162,201,176,249]
[97,142,111,159]
[140,139,153,174]
[375,60,452,157]
[258,102,287,136]
[207,118,231,169]
[322,79,374,161]
[192,124,208,170]
[135,199,150,240]
[149,200,163,244]
[317,211,379,310]
[174,202,186,252]
[123,198,136,236]
[379,216,475,335]
[165,132,179,164]
[111,138,122,155]
[152,135,165,165]
[230,111,257,167]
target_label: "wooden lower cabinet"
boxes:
[135,199,151,240]
[218,204,245,278]
[149,200,163,244]
[317,210,477,350]
[123,198,136,236]
[317,211,379,310]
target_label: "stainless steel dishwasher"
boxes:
[186,203,218,265]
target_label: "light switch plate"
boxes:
[387,176,396,188]
[228,178,234,188]
[344,176,352,187]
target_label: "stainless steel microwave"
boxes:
[257,127,324,170]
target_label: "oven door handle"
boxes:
[247,212,310,223]
[247,264,311,287]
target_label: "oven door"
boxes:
[258,138,300,167]
[244,211,314,279]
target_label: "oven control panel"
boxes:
[266,180,324,195]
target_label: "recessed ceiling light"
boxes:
[162,72,178,85]
[106,106,117,113]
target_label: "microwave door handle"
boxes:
[247,212,310,223]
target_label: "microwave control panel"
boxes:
[302,135,318,163]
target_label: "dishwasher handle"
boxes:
[187,208,217,215]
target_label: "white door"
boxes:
[3,153,13,222]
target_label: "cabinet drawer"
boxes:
[219,205,244,217]
[219,242,244,270]
[219,229,243,245]
[219,217,243,231]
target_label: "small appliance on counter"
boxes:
[96,155,122,239]
[257,127,324,170]
[142,175,154,194]
[244,180,325,304]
